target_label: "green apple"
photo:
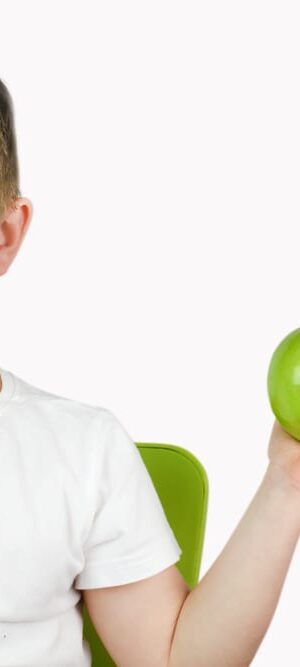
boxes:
[267,328,300,441]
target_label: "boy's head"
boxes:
[0,78,32,275]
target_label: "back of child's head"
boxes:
[0,78,21,220]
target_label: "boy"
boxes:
[1,77,300,667]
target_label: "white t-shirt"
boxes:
[0,367,182,667]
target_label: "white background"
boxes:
[1,1,300,664]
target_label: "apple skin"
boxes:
[267,328,300,441]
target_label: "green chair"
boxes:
[81,441,209,666]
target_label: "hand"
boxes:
[267,419,300,492]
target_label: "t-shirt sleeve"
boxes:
[75,409,182,589]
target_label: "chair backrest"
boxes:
[82,441,209,667]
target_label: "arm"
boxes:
[168,460,300,667]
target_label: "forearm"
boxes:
[168,462,300,667]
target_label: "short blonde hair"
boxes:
[0,78,21,220]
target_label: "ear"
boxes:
[0,197,33,275]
